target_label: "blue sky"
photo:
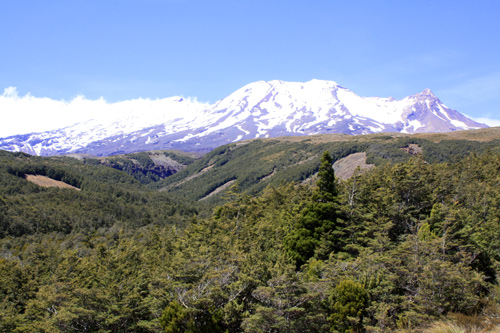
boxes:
[1,0,500,136]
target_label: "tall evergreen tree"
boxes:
[285,151,344,269]
[315,151,337,201]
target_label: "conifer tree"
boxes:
[315,151,337,201]
[285,151,344,269]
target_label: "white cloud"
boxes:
[0,87,206,138]
[470,117,500,127]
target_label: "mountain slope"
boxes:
[0,80,487,156]
[152,127,500,203]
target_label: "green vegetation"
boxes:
[285,151,343,268]
[1,130,500,332]
[328,279,370,333]
[0,150,195,238]
[84,150,197,185]
[155,135,500,205]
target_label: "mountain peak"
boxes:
[0,80,488,156]
[259,79,341,90]
[417,88,436,98]
[306,78,340,85]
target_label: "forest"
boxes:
[1,134,500,332]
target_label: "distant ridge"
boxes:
[0,80,487,156]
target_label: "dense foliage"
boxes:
[0,151,196,238]
[1,145,500,332]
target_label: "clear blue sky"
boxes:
[1,0,500,125]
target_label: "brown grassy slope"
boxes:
[25,175,80,191]
[333,152,375,180]
[199,179,236,201]
[257,127,500,144]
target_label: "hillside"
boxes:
[153,127,500,203]
[0,150,197,238]
[79,150,199,185]
[24,174,81,190]
[2,129,500,332]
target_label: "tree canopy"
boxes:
[1,148,500,332]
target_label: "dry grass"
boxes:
[424,313,500,333]
[25,175,80,191]
[242,127,500,146]
[424,321,466,333]
[199,180,236,201]
[333,152,375,180]
[414,127,500,143]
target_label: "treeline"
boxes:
[1,150,500,331]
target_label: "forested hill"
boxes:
[1,128,500,332]
[155,127,500,203]
[0,150,197,237]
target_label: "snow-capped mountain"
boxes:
[0,80,488,156]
